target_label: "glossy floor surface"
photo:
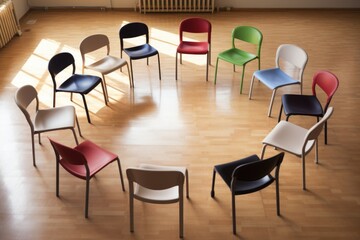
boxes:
[0,8,359,240]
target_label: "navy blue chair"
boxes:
[48,52,107,123]
[119,22,161,86]
[211,152,284,235]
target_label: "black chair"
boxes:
[278,70,339,144]
[211,152,284,235]
[119,22,161,86]
[48,52,107,123]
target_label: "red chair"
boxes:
[176,17,212,81]
[49,138,125,218]
[278,71,339,144]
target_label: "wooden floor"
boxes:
[1,8,360,240]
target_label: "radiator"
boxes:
[138,0,215,13]
[0,0,21,48]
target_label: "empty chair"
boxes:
[214,26,263,94]
[211,152,284,235]
[49,138,125,218]
[279,70,339,144]
[175,17,212,81]
[14,85,81,167]
[249,44,308,117]
[261,107,334,190]
[48,52,107,123]
[80,34,132,102]
[126,163,189,238]
[119,22,161,86]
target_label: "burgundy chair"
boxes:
[49,138,125,218]
[176,17,212,81]
[278,70,339,144]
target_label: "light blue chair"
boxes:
[248,44,308,117]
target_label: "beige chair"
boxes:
[80,34,131,102]
[261,107,333,190]
[126,163,189,238]
[15,85,81,167]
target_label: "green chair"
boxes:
[214,26,263,94]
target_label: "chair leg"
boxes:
[126,63,133,88]
[31,133,36,167]
[175,52,178,80]
[268,89,277,117]
[56,161,59,197]
[38,133,41,144]
[81,94,91,124]
[185,169,189,198]
[302,155,306,190]
[179,197,184,238]
[130,60,134,86]
[278,103,283,122]
[276,179,280,216]
[180,53,182,64]
[130,193,134,232]
[117,158,125,191]
[260,144,267,160]
[240,65,246,94]
[232,193,236,235]
[315,139,319,164]
[248,74,256,100]
[53,91,56,108]
[157,54,161,80]
[75,115,82,138]
[85,176,90,218]
[211,170,216,198]
[324,119,328,145]
[71,128,79,145]
[206,53,209,81]
[214,58,220,85]
[102,74,109,103]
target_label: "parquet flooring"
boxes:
[0,8,359,240]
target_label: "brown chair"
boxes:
[15,85,81,167]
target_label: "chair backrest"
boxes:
[232,26,263,57]
[49,138,87,165]
[232,152,284,182]
[126,168,184,191]
[275,44,308,81]
[305,107,334,142]
[119,22,149,50]
[80,34,110,64]
[48,52,76,87]
[14,85,38,131]
[179,17,212,44]
[312,71,339,112]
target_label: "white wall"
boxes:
[12,0,360,21]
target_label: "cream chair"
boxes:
[15,85,81,167]
[261,107,333,190]
[80,34,131,102]
[126,163,189,238]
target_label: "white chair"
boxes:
[80,34,131,102]
[15,85,81,167]
[126,163,189,238]
[261,107,333,190]
[249,44,308,117]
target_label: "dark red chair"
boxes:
[49,138,125,218]
[278,70,339,144]
[176,17,212,81]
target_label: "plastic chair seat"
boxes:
[57,74,102,94]
[282,94,323,116]
[254,68,300,90]
[177,41,209,54]
[124,44,159,60]
[86,55,128,75]
[60,140,119,179]
[34,106,77,132]
[262,121,315,156]
[214,155,274,195]
[218,48,257,66]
